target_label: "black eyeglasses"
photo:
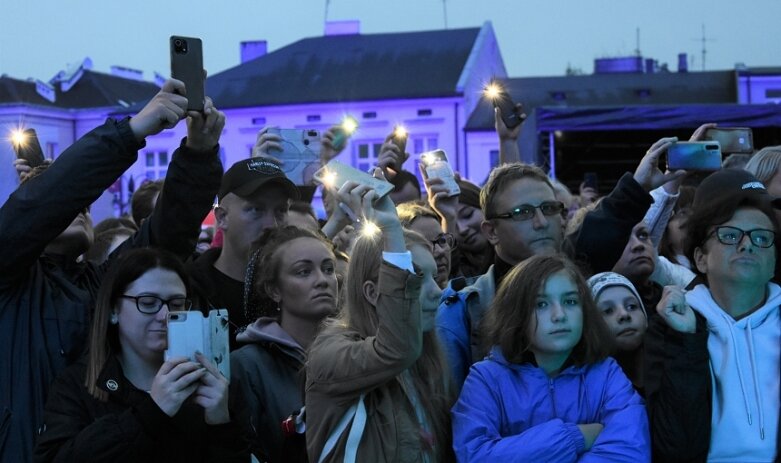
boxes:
[120,295,192,314]
[489,201,565,221]
[431,233,456,249]
[707,226,776,249]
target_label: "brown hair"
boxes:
[86,248,190,401]
[323,228,453,458]
[131,180,163,226]
[247,226,336,321]
[483,254,610,366]
[396,201,439,228]
[480,162,554,218]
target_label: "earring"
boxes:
[110,313,118,325]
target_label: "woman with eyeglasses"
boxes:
[645,169,781,462]
[34,248,248,463]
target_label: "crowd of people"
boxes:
[1,79,779,463]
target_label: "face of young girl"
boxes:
[273,237,338,321]
[410,244,442,333]
[596,286,646,351]
[529,270,583,362]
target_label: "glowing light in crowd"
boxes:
[361,221,381,238]
[10,129,27,147]
[341,116,358,134]
[321,169,337,188]
[394,125,407,138]
[483,82,501,100]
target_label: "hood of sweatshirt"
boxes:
[686,283,780,461]
[236,317,306,363]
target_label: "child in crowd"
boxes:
[588,272,648,393]
[452,255,650,462]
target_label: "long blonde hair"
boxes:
[322,229,454,458]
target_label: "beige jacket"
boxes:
[305,262,427,462]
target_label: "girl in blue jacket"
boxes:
[452,255,650,462]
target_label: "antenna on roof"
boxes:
[691,23,715,71]
[324,0,331,25]
[634,27,641,57]
[442,0,448,29]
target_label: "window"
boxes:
[417,109,432,116]
[353,140,384,172]
[252,117,266,125]
[362,111,377,119]
[144,150,169,180]
[306,115,322,122]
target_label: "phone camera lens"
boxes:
[303,139,310,146]
[173,39,188,54]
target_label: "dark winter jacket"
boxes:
[230,317,307,462]
[33,356,249,462]
[0,119,221,463]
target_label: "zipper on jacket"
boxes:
[549,378,558,416]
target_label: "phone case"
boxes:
[667,141,722,171]
[704,128,754,154]
[421,150,460,197]
[13,128,45,168]
[266,128,322,185]
[489,85,524,129]
[313,160,394,199]
[170,36,205,112]
[166,309,230,381]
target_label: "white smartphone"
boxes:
[313,160,394,199]
[420,149,460,197]
[166,309,230,381]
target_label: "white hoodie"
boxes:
[687,283,780,462]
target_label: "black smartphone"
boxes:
[485,80,524,129]
[12,128,45,168]
[170,36,205,112]
[704,127,754,154]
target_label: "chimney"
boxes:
[35,80,56,103]
[241,40,268,63]
[678,53,688,73]
[324,20,360,36]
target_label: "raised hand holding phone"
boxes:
[185,96,226,152]
[129,79,188,142]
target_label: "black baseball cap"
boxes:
[218,158,300,202]
[692,168,781,211]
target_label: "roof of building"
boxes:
[465,70,738,130]
[0,70,159,109]
[206,27,481,108]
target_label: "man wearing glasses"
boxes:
[438,138,683,390]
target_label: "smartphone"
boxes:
[391,125,408,158]
[12,128,45,168]
[420,149,460,197]
[331,117,358,151]
[583,172,598,191]
[166,309,230,380]
[486,80,524,130]
[313,160,394,199]
[170,36,205,112]
[704,127,754,154]
[266,128,322,185]
[667,141,722,171]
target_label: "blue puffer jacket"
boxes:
[452,347,650,463]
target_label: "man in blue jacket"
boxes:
[437,137,683,391]
[0,79,225,463]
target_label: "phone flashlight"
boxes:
[341,116,358,135]
[394,125,407,139]
[321,170,337,189]
[483,82,502,100]
[361,221,381,238]
[10,129,27,147]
